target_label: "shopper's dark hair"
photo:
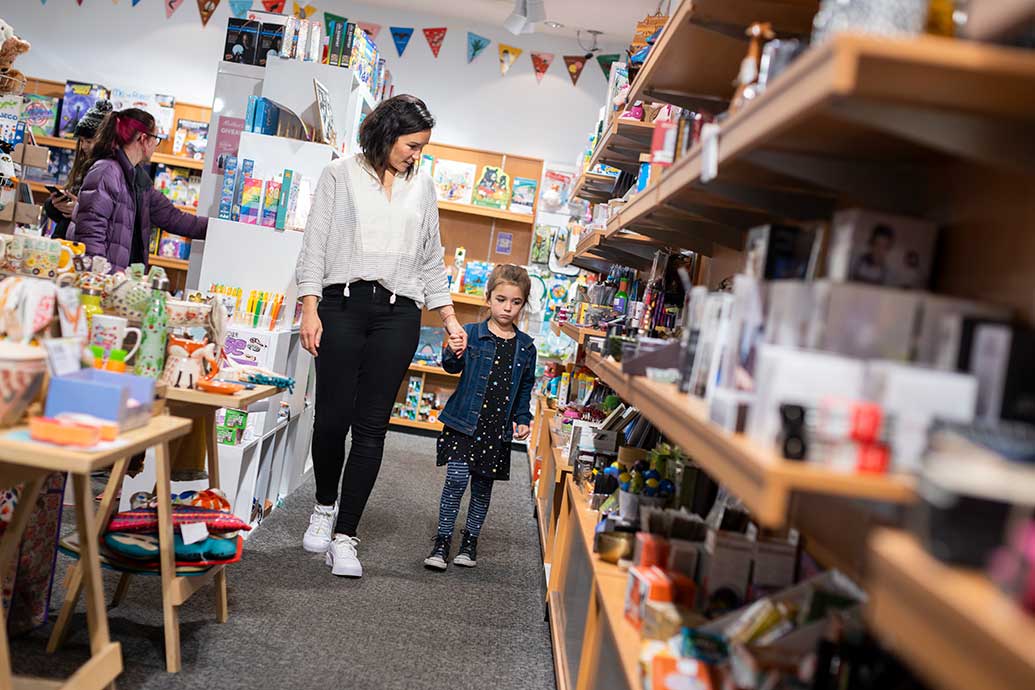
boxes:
[88,108,156,167]
[359,94,435,178]
[66,139,93,194]
[487,264,532,302]
[870,224,895,243]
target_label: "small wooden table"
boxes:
[0,415,191,690]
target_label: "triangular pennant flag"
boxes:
[198,0,221,26]
[133,0,143,5]
[563,56,587,86]
[467,32,490,63]
[390,27,414,57]
[76,0,84,4]
[229,0,252,18]
[498,44,522,76]
[596,53,622,79]
[531,52,554,84]
[262,0,285,12]
[423,27,447,58]
[166,0,185,17]
[292,1,315,19]
[357,22,381,39]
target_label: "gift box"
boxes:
[45,370,154,432]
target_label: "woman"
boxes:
[296,94,466,578]
[44,100,110,240]
[70,107,207,270]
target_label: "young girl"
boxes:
[425,264,538,570]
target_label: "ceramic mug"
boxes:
[6,236,74,279]
[102,274,152,321]
[90,314,141,360]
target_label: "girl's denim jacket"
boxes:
[438,319,538,436]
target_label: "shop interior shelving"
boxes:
[33,134,205,172]
[550,320,607,345]
[408,362,459,378]
[438,199,536,225]
[867,529,1035,690]
[968,0,1035,41]
[562,229,663,272]
[572,171,618,202]
[586,118,656,174]
[607,33,1035,260]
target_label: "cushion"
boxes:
[108,505,250,534]
[104,532,241,563]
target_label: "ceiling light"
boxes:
[544,21,564,29]
[504,0,546,35]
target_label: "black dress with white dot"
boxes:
[436,332,517,481]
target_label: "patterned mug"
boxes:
[5,236,74,280]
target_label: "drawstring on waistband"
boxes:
[390,292,396,305]
[343,284,350,297]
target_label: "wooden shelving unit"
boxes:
[584,352,915,526]
[867,530,1035,690]
[627,0,819,111]
[572,171,618,202]
[449,292,488,307]
[149,255,189,272]
[389,417,443,432]
[32,135,205,172]
[438,200,535,225]
[969,0,1035,41]
[408,362,459,378]
[550,320,607,345]
[610,33,1035,257]
[565,228,665,272]
[587,118,656,173]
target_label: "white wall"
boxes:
[4,1,625,164]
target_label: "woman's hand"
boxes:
[300,303,323,357]
[513,423,531,440]
[446,322,467,357]
[50,192,76,218]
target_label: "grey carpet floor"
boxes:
[11,431,556,690]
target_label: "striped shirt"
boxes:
[295,154,453,310]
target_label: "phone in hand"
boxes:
[45,185,68,198]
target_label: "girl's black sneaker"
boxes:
[453,531,478,567]
[423,534,451,571]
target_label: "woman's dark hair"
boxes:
[66,139,93,194]
[359,94,435,177]
[88,108,156,168]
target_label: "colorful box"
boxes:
[261,181,280,228]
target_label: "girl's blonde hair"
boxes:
[486,264,532,302]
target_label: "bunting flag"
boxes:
[423,27,447,58]
[467,32,490,63]
[596,53,622,79]
[563,56,587,86]
[262,0,285,12]
[390,27,414,57]
[531,52,553,84]
[498,44,522,76]
[229,0,252,18]
[357,22,381,39]
[292,1,316,19]
[133,0,144,5]
[166,0,185,17]
[198,0,220,26]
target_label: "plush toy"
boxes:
[0,18,31,96]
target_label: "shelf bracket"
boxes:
[693,179,836,222]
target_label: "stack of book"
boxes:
[216,155,313,233]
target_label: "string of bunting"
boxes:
[40,0,621,84]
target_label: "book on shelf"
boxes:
[0,95,22,146]
[433,159,476,205]
[225,18,260,64]
[326,15,347,67]
[154,164,201,209]
[231,158,254,221]
[21,94,59,138]
[218,154,239,220]
[341,23,356,68]
[261,181,281,228]
[510,177,537,215]
[156,231,191,260]
[413,327,444,366]
[239,176,264,225]
[349,25,379,91]
[172,119,208,160]
[256,23,285,67]
[59,81,109,139]
[110,88,175,141]
[275,170,293,230]
[472,165,511,210]
[312,79,338,149]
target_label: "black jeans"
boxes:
[312,282,421,536]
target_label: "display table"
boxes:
[0,415,191,690]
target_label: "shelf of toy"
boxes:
[968,0,1035,41]
[572,171,618,202]
[626,0,819,111]
[450,292,489,307]
[438,200,536,225]
[551,320,607,345]
[583,352,916,527]
[867,529,1035,690]
[149,255,189,272]
[588,118,656,173]
[409,362,459,378]
[389,417,443,432]
[611,33,1035,256]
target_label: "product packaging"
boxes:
[826,208,938,289]
[744,223,821,280]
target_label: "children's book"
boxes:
[158,232,191,260]
[509,177,537,215]
[275,170,293,230]
[413,326,444,365]
[463,261,493,296]
[231,159,255,221]
[432,159,476,205]
[0,96,22,146]
[21,94,59,138]
[312,79,337,149]
[257,23,285,67]
[472,165,511,210]
[218,155,239,220]
[239,177,264,225]
[225,18,260,64]
[59,82,109,139]
[349,26,379,91]
[261,181,281,228]
[172,119,208,160]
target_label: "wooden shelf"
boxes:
[26,180,51,195]
[152,153,205,171]
[149,255,189,272]
[612,33,1035,255]
[409,362,459,378]
[627,0,819,111]
[583,351,916,526]
[570,229,666,272]
[551,320,607,345]
[572,171,618,201]
[164,384,280,410]
[588,118,656,173]
[35,135,75,150]
[867,529,1035,690]
[450,292,488,307]
[390,417,443,432]
[969,0,1035,41]
[438,200,536,225]
[174,204,197,215]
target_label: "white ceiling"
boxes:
[367,0,669,43]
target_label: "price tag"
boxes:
[700,123,721,183]
[180,522,210,545]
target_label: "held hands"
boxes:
[446,322,467,356]
[513,423,531,440]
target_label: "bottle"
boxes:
[81,288,104,330]
[135,274,170,378]
[613,278,629,314]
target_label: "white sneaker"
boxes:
[326,534,363,577]
[302,503,336,553]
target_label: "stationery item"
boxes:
[21,94,60,138]
[231,159,254,221]
[134,274,169,379]
[172,119,208,160]
[55,283,86,339]
[90,314,141,361]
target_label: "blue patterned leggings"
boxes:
[437,461,495,538]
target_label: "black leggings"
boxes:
[312,282,421,536]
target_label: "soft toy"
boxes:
[0,18,31,96]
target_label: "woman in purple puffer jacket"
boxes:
[70,107,207,270]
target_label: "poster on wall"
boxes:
[432,159,476,205]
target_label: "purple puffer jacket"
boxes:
[69,148,208,270]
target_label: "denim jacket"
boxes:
[438,320,537,436]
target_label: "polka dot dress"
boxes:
[437,333,517,481]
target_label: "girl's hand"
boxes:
[300,309,323,357]
[447,324,467,357]
[51,192,76,217]
[513,423,531,440]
